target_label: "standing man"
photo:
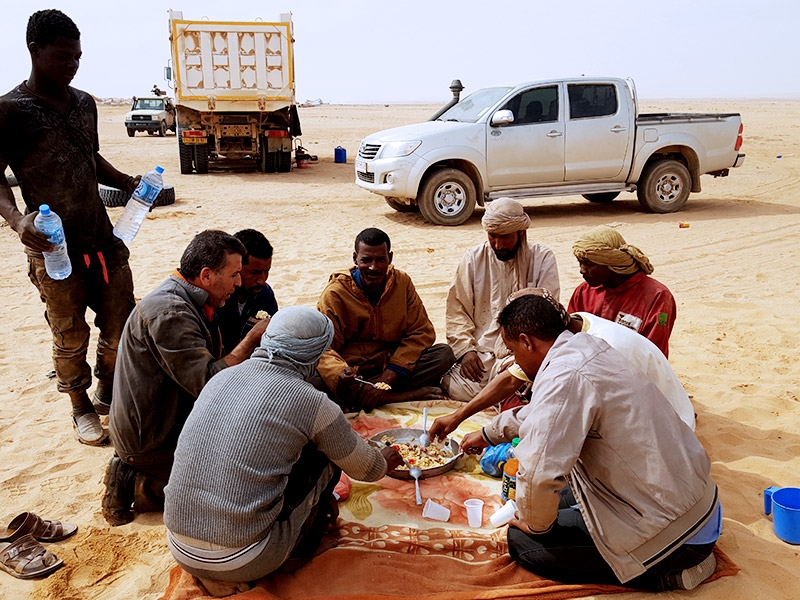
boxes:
[103,230,268,526]
[568,225,676,357]
[0,10,140,445]
[465,295,719,591]
[315,228,455,411]
[217,229,278,354]
[442,198,560,401]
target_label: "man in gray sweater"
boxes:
[164,306,402,595]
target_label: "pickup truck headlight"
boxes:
[125,113,132,120]
[380,141,421,159]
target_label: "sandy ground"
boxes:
[1,98,799,599]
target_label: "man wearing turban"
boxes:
[568,225,676,357]
[442,198,560,402]
[164,306,404,593]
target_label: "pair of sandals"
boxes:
[0,512,78,579]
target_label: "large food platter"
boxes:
[370,427,462,480]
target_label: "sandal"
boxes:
[0,512,78,543]
[0,533,63,579]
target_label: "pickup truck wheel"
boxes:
[582,192,620,204]
[637,159,690,213]
[179,140,194,174]
[194,144,209,174]
[127,128,135,138]
[385,197,419,213]
[419,168,476,226]
[158,121,167,137]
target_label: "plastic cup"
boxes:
[464,499,484,528]
[489,499,518,527]
[422,498,451,522]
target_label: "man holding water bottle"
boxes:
[0,10,140,445]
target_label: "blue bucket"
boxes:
[334,146,347,163]
[764,486,800,544]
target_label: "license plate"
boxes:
[181,137,207,145]
[356,160,368,173]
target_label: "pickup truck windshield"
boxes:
[437,87,512,123]
[133,99,165,110]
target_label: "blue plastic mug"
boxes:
[764,486,800,544]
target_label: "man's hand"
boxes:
[429,412,462,441]
[379,445,404,471]
[459,351,485,383]
[224,318,269,366]
[125,174,142,195]
[460,430,490,455]
[16,212,54,252]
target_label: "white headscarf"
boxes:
[481,197,531,234]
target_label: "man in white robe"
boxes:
[442,198,560,402]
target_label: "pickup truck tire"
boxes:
[179,140,193,174]
[385,197,419,213]
[419,168,476,226]
[637,159,691,213]
[159,121,167,137]
[127,128,135,138]
[583,192,620,204]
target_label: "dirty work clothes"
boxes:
[27,244,135,395]
[217,284,278,355]
[568,271,676,357]
[0,83,135,403]
[443,241,560,401]
[0,84,118,255]
[110,275,227,481]
[316,266,445,394]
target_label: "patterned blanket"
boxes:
[159,400,738,600]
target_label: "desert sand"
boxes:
[1,98,799,599]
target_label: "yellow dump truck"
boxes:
[168,10,301,174]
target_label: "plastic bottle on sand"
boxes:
[113,166,164,241]
[34,204,72,280]
[501,437,520,503]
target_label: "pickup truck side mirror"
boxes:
[491,109,514,126]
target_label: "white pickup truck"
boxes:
[355,77,745,225]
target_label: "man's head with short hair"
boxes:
[179,231,246,308]
[234,229,273,297]
[498,294,568,344]
[234,229,273,264]
[353,228,393,296]
[27,9,80,48]
[354,227,391,253]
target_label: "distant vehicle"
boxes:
[125,96,176,137]
[355,77,746,225]
[167,10,301,174]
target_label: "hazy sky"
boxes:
[2,1,798,103]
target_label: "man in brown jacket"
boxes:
[315,228,454,411]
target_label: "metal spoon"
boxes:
[406,460,423,505]
[419,407,430,447]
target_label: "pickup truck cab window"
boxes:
[502,86,559,125]
[568,84,618,119]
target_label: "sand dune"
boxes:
[1,99,799,599]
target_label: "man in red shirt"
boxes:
[567,226,675,357]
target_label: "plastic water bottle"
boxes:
[501,437,520,503]
[34,204,72,280]
[113,166,164,241]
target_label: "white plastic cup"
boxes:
[489,499,518,527]
[422,498,451,522]
[464,499,484,528]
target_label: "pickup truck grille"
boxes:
[357,171,375,183]
[358,144,381,160]
[132,115,153,121]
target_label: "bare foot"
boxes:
[197,577,252,598]
[388,386,445,403]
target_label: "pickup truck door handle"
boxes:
[546,130,563,138]
[610,125,627,133]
